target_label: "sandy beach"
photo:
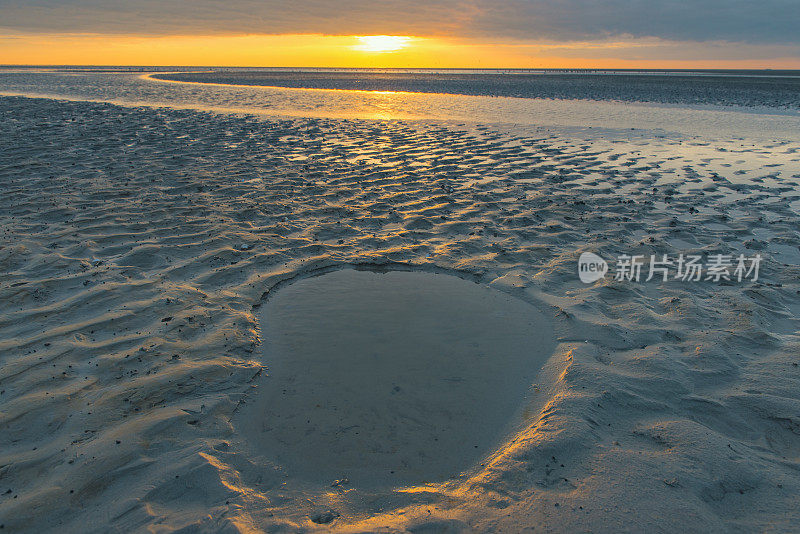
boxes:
[1,70,800,532]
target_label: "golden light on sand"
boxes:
[353,35,412,53]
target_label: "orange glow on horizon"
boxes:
[353,35,413,53]
[1,33,799,69]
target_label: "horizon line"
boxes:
[2,64,798,72]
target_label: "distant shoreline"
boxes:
[144,68,800,109]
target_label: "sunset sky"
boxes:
[2,0,799,68]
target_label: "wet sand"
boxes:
[1,93,799,532]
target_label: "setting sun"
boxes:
[353,35,412,53]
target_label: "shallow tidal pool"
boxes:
[235,267,555,487]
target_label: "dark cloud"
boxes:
[0,0,797,44]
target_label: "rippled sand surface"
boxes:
[1,88,800,532]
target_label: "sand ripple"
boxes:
[1,95,799,532]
